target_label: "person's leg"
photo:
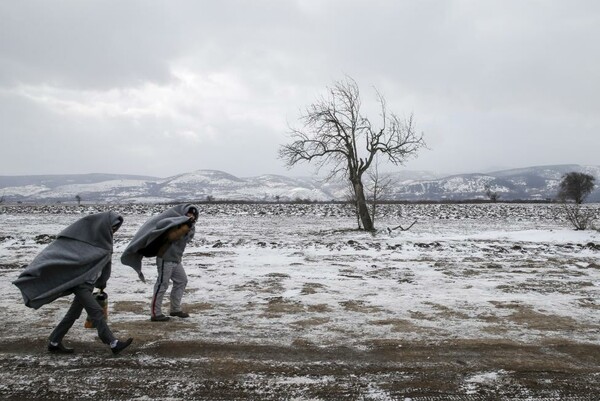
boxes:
[49,284,131,354]
[72,285,116,345]
[151,258,174,318]
[169,262,188,314]
[49,294,84,344]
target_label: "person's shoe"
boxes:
[169,311,190,318]
[150,314,170,322]
[48,342,74,354]
[111,338,133,355]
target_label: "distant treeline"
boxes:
[173,198,560,205]
[1,198,569,207]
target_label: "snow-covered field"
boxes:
[1,203,599,400]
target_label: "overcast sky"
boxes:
[1,1,598,178]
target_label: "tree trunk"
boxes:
[354,181,374,231]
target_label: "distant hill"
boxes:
[0,165,598,203]
[0,173,158,189]
[387,164,600,202]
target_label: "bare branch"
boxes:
[387,220,418,232]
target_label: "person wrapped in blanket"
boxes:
[13,211,133,354]
[121,204,198,322]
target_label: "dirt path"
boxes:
[1,338,598,400]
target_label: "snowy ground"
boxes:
[0,203,599,400]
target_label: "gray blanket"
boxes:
[13,211,123,309]
[120,204,197,277]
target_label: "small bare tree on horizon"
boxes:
[557,172,597,230]
[279,77,425,231]
[557,172,595,204]
[366,157,393,228]
[484,184,500,202]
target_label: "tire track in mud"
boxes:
[0,338,599,400]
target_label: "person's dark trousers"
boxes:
[49,283,116,345]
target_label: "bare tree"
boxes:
[280,77,425,231]
[366,157,393,228]
[556,172,597,230]
[558,172,596,204]
[484,184,500,202]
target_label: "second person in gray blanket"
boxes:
[121,204,198,322]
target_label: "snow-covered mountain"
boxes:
[1,165,599,203]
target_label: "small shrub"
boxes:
[562,203,597,230]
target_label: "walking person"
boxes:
[121,204,198,322]
[13,211,133,354]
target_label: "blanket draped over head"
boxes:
[120,204,197,276]
[12,211,123,310]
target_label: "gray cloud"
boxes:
[1,0,599,178]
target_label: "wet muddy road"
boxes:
[1,338,599,400]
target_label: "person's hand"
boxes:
[138,272,146,283]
